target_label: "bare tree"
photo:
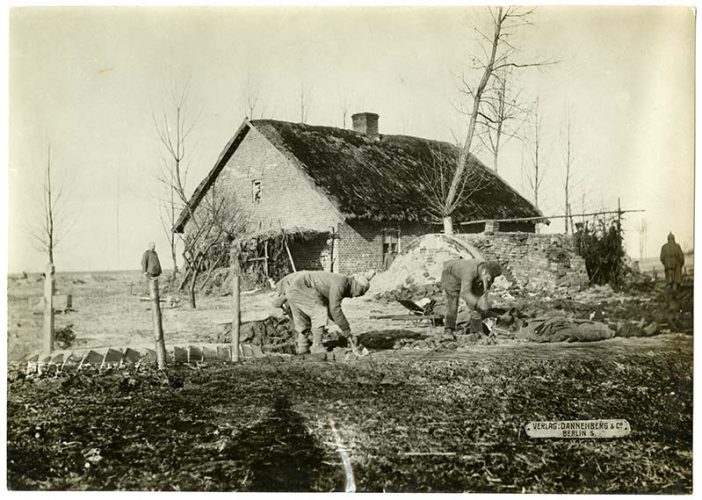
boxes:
[152,81,199,276]
[30,145,75,266]
[152,82,244,308]
[477,67,528,173]
[524,98,545,211]
[638,219,648,260]
[443,6,550,234]
[299,81,312,123]
[339,93,350,128]
[180,188,246,308]
[29,144,77,354]
[418,142,490,224]
[563,111,574,234]
[243,73,265,119]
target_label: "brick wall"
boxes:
[187,126,342,239]
[338,220,435,275]
[289,234,331,271]
[457,233,589,290]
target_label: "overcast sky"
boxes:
[6,5,695,273]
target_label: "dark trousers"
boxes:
[444,290,460,330]
[444,289,483,333]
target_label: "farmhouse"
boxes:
[174,112,543,278]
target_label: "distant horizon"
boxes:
[7,244,694,275]
[7,7,694,274]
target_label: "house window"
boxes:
[382,228,400,270]
[252,179,262,203]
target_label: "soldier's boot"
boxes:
[469,311,483,335]
[310,327,327,354]
[296,331,311,355]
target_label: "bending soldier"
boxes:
[441,258,502,334]
[273,270,372,354]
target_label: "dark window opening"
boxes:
[252,179,262,204]
[382,228,400,270]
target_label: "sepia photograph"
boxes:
[4,2,695,493]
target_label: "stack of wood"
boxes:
[219,315,297,354]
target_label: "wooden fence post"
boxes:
[231,244,241,362]
[43,263,55,354]
[150,277,167,369]
[284,237,297,272]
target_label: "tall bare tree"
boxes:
[477,67,528,173]
[153,82,199,276]
[30,145,75,266]
[443,7,549,234]
[299,81,312,123]
[563,112,574,234]
[524,98,545,211]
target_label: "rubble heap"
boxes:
[369,234,482,296]
[370,232,589,303]
[458,233,589,292]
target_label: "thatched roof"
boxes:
[174,119,543,233]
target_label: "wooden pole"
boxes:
[43,263,54,354]
[150,277,167,369]
[284,237,297,272]
[231,260,241,363]
[263,240,269,278]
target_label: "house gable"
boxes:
[192,125,344,237]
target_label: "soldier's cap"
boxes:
[352,270,376,293]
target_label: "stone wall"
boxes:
[457,232,589,290]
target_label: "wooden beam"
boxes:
[459,209,645,225]
[231,267,241,363]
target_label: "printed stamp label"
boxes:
[525,419,631,438]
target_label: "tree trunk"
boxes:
[231,273,241,362]
[189,268,200,309]
[443,216,454,235]
[43,263,55,354]
[170,245,178,276]
[150,277,167,370]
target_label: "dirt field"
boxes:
[6,270,694,492]
[6,271,417,360]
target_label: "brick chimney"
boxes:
[351,112,379,138]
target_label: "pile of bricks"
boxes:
[23,341,363,375]
[23,344,254,374]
